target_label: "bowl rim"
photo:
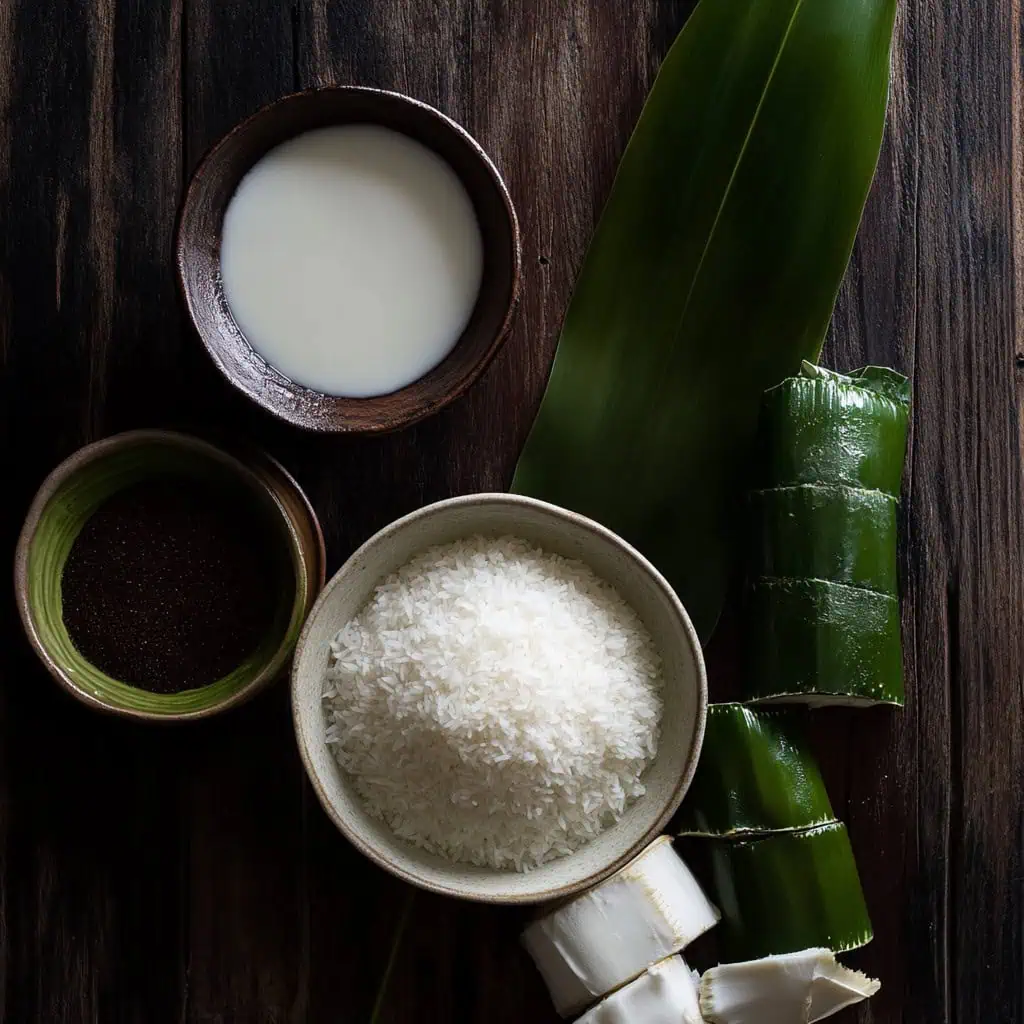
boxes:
[13,428,325,723]
[175,85,522,434]
[290,491,708,904]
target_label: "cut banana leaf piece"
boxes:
[512,0,898,643]
[522,837,719,1017]
[700,948,880,1024]
[677,704,836,838]
[576,956,703,1024]
[757,363,910,496]
[700,823,872,961]
[751,484,898,595]
[746,578,904,707]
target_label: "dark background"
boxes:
[1,1,1022,1021]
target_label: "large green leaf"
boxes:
[512,0,897,641]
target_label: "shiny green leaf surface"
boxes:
[750,484,898,594]
[756,364,911,496]
[746,577,904,706]
[513,0,897,641]
[698,822,873,960]
[677,703,836,838]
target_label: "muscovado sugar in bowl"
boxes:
[15,430,324,720]
[61,478,277,693]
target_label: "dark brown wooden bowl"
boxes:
[176,87,521,433]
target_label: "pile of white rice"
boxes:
[323,535,663,871]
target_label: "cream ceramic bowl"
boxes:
[291,493,707,904]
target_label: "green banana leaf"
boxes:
[512,0,897,641]
[746,577,904,706]
[676,703,836,838]
[756,363,911,496]
[684,823,873,960]
[750,484,898,594]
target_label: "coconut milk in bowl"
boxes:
[177,87,521,433]
[220,124,484,398]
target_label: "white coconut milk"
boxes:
[220,125,484,398]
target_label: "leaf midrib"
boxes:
[668,0,808,353]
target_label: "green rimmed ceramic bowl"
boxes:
[14,430,326,721]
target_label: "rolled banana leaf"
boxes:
[750,484,898,595]
[677,704,836,838]
[697,822,872,960]
[512,0,898,642]
[746,578,904,706]
[756,363,911,496]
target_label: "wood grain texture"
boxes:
[818,2,1024,1023]
[0,0,1020,1021]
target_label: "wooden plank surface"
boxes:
[0,1,1021,1021]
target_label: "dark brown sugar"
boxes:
[61,478,279,693]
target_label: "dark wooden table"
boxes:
[1,2,1021,1021]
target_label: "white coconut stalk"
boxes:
[575,956,703,1024]
[522,837,719,1017]
[808,959,881,1021]
[700,947,880,1024]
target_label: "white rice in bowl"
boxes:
[322,534,663,871]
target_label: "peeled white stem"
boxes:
[575,956,704,1024]
[700,948,880,1024]
[808,959,881,1022]
[522,837,720,1017]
